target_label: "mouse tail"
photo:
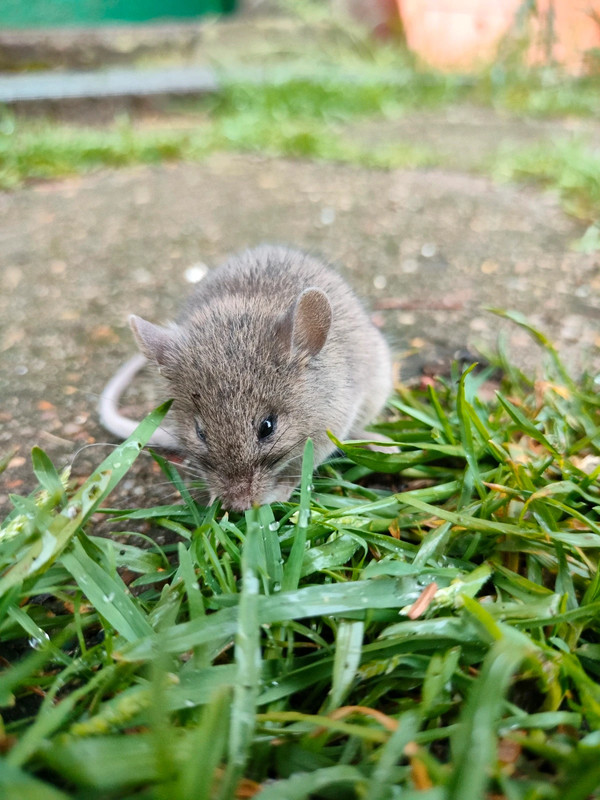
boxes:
[98,354,178,449]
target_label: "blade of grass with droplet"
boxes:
[200,530,234,593]
[175,542,209,667]
[155,516,193,539]
[421,648,461,715]
[327,619,364,710]
[0,618,83,720]
[301,533,364,578]
[6,606,71,666]
[91,536,165,573]
[0,401,172,595]
[456,364,485,504]
[218,506,262,800]
[118,577,428,662]
[61,538,153,642]
[258,504,283,593]
[412,521,453,568]
[282,438,314,592]
[555,542,578,611]
[176,542,205,620]
[211,518,242,563]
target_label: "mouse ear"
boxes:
[129,315,175,366]
[278,288,332,358]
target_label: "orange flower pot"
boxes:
[529,0,600,73]
[397,0,523,71]
[397,0,600,73]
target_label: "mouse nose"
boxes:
[220,477,258,512]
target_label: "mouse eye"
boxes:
[195,420,206,442]
[257,414,276,441]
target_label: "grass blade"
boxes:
[218,507,262,799]
[282,439,314,592]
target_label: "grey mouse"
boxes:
[99,245,393,511]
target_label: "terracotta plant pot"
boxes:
[528,0,600,73]
[397,0,523,71]
[397,0,600,73]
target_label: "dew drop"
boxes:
[28,631,49,649]
[268,521,279,532]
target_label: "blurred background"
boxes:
[1,0,600,502]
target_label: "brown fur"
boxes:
[130,245,392,511]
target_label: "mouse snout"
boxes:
[219,475,261,513]
[217,470,295,512]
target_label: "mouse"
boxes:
[99,245,393,511]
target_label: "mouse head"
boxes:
[130,287,332,511]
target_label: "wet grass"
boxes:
[2,320,600,798]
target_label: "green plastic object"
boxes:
[0,0,235,28]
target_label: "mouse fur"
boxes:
[101,245,393,511]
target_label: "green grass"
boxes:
[2,318,600,798]
[491,137,600,222]
[0,93,440,190]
